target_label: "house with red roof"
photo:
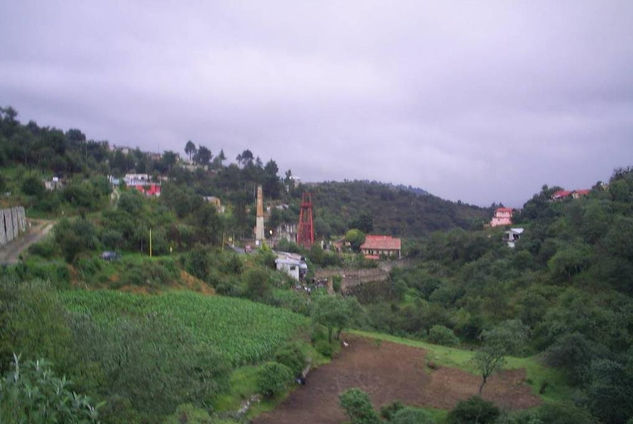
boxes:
[490,207,513,227]
[360,235,401,259]
[551,190,572,201]
[551,189,590,201]
[571,189,590,199]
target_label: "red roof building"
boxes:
[360,235,401,259]
[572,189,590,199]
[490,207,513,227]
[552,189,589,201]
[133,183,161,196]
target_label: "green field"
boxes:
[61,290,310,365]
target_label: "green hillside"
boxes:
[307,180,491,238]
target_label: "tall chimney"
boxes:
[255,185,265,242]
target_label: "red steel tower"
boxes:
[297,192,314,248]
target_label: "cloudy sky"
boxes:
[1,1,632,207]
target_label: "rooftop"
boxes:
[361,235,401,251]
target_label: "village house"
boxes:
[275,252,308,280]
[490,207,513,227]
[504,228,524,248]
[203,196,225,213]
[360,235,401,259]
[551,189,590,201]
[44,176,63,191]
[123,173,161,196]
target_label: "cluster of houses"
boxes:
[490,207,524,248]
[108,174,163,196]
[489,187,591,247]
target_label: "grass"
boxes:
[350,329,572,403]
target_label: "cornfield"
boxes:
[61,290,309,365]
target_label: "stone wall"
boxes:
[0,206,26,247]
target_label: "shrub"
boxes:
[338,388,380,424]
[428,325,459,346]
[21,175,45,197]
[537,402,593,424]
[391,407,435,424]
[256,362,293,398]
[380,400,405,420]
[315,339,334,358]
[274,342,306,376]
[28,239,56,259]
[447,396,499,424]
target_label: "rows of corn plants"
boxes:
[60,290,309,365]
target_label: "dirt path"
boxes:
[254,335,540,424]
[0,219,55,264]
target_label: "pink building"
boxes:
[490,207,513,227]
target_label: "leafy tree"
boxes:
[547,243,592,281]
[587,358,633,424]
[236,149,254,167]
[350,213,373,233]
[244,269,271,301]
[311,295,362,342]
[0,355,100,423]
[256,362,292,398]
[473,320,528,394]
[263,159,281,199]
[193,146,212,167]
[545,332,595,386]
[446,396,499,424]
[345,229,366,252]
[338,388,380,424]
[428,325,459,346]
[21,175,45,197]
[54,218,98,263]
[185,140,197,161]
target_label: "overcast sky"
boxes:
[1,1,632,207]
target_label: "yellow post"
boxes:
[149,228,152,257]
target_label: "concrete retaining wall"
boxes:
[0,206,27,247]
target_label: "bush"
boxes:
[315,339,334,358]
[274,342,306,376]
[391,407,435,424]
[27,239,56,259]
[428,325,459,346]
[380,400,405,420]
[21,175,45,197]
[447,396,499,424]
[537,402,594,424]
[338,388,380,424]
[256,362,293,398]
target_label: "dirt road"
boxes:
[0,219,55,264]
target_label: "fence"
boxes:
[0,206,26,247]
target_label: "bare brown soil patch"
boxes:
[254,335,540,424]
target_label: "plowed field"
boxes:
[254,335,540,424]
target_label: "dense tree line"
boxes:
[357,167,633,423]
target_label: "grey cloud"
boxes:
[1,0,633,207]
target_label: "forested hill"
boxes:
[305,180,491,237]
